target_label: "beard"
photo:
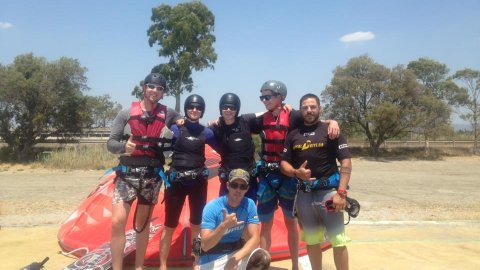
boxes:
[303,112,319,125]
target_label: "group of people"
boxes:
[107,72,353,270]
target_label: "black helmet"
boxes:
[144,73,167,92]
[219,93,241,117]
[260,80,287,101]
[184,94,205,118]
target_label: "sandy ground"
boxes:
[1,156,480,269]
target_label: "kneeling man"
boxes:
[199,169,271,270]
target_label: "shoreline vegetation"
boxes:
[0,141,477,171]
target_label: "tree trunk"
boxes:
[175,94,181,113]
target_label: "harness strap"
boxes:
[167,167,209,185]
[297,172,340,192]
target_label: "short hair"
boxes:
[299,93,320,108]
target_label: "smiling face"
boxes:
[186,104,202,122]
[221,104,237,124]
[143,83,164,104]
[260,89,283,112]
[300,97,321,125]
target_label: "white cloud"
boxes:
[340,31,375,43]
[0,22,13,29]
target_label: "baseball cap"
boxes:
[228,169,250,184]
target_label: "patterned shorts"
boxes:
[113,171,162,205]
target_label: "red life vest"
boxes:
[260,108,290,162]
[128,101,167,158]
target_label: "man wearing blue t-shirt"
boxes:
[199,169,271,270]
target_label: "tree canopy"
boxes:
[322,55,425,157]
[146,1,217,112]
[453,68,480,154]
[0,53,119,161]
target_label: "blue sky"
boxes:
[1,0,479,127]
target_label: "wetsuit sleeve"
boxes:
[336,134,351,160]
[242,113,261,134]
[205,127,220,152]
[107,108,130,154]
[289,110,303,130]
[165,108,182,128]
[170,124,180,144]
[281,130,295,163]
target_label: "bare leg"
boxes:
[333,246,349,270]
[134,204,153,270]
[284,216,299,270]
[190,224,201,270]
[159,226,176,270]
[260,218,273,250]
[306,244,322,270]
[111,202,130,270]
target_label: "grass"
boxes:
[37,144,118,170]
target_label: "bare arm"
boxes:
[201,209,244,252]
[320,119,340,139]
[226,223,260,269]
[332,158,352,212]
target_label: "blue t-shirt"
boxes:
[200,195,259,264]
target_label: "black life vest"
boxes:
[171,124,206,169]
[218,117,255,170]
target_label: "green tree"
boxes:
[85,94,122,128]
[322,55,424,157]
[452,68,480,155]
[407,58,458,153]
[146,1,217,112]
[0,54,90,161]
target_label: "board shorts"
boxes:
[113,169,162,205]
[256,172,297,222]
[295,189,349,247]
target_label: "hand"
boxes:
[327,120,340,139]
[124,136,136,155]
[295,161,312,181]
[283,103,293,113]
[332,193,347,212]
[175,118,185,126]
[222,208,244,229]
[208,118,220,127]
[224,256,239,270]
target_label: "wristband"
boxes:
[337,189,348,198]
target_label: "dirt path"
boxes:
[1,156,480,269]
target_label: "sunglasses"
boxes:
[259,94,276,102]
[221,105,237,111]
[146,84,165,91]
[229,182,249,190]
[187,105,202,111]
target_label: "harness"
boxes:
[296,171,341,192]
[113,165,167,233]
[165,167,209,188]
[260,109,289,162]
